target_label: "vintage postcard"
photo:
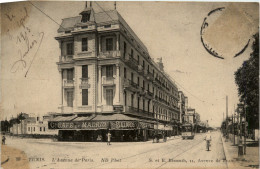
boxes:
[0,1,259,169]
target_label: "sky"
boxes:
[0,1,259,127]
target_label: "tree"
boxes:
[234,32,259,129]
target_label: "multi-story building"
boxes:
[49,2,180,141]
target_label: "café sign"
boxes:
[48,121,108,130]
[48,121,138,130]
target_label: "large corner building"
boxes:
[49,2,181,142]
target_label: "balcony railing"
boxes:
[124,79,138,92]
[80,78,90,89]
[125,106,154,119]
[63,79,74,88]
[99,50,120,58]
[124,56,138,70]
[144,90,153,99]
[102,77,115,86]
[137,65,144,74]
[61,55,73,62]
[147,90,154,97]
[146,72,154,81]
[76,51,93,58]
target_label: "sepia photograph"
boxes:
[0,1,259,169]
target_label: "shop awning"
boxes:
[51,116,77,121]
[92,114,140,121]
[72,116,95,121]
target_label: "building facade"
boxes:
[49,2,181,142]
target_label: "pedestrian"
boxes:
[205,131,212,151]
[152,133,156,143]
[2,135,6,145]
[107,131,111,145]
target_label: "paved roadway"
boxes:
[4,131,228,169]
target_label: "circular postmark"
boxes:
[200,5,255,59]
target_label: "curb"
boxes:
[1,156,9,165]
[221,136,232,169]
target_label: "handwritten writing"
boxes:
[5,6,44,76]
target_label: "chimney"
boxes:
[156,57,164,71]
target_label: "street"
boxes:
[2,131,228,169]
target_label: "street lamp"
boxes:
[237,103,244,158]
[243,104,248,155]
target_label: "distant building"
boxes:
[183,108,195,124]
[10,113,36,135]
[178,91,186,123]
[10,113,58,136]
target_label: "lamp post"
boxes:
[243,104,248,155]
[237,103,244,158]
[232,114,235,145]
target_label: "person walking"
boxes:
[2,135,6,145]
[205,131,212,151]
[107,131,111,145]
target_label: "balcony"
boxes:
[137,65,144,75]
[80,78,90,89]
[138,87,146,96]
[102,77,115,86]
[153,77,161,86]
[124,56,138,70]
[124,79,138,92]
[60,55,73,63]
[144,90,154,99]
[63,79,74,88]
[147,90,154,97]
[146,72,154,81]
[124,106,154,119]
[76,51,93,58]
[99,50,120,59]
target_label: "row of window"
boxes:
[66,88,115,107]
[66,89,88,107]
[65,37,114,55]
[124,67,179,108]
[122,41,177,95]
[27,127,46,132]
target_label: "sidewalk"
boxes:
[1,144,30,169]
[221,135,259,169]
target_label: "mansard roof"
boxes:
[57,10,148,53]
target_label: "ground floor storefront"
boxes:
[49,114,179,142]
